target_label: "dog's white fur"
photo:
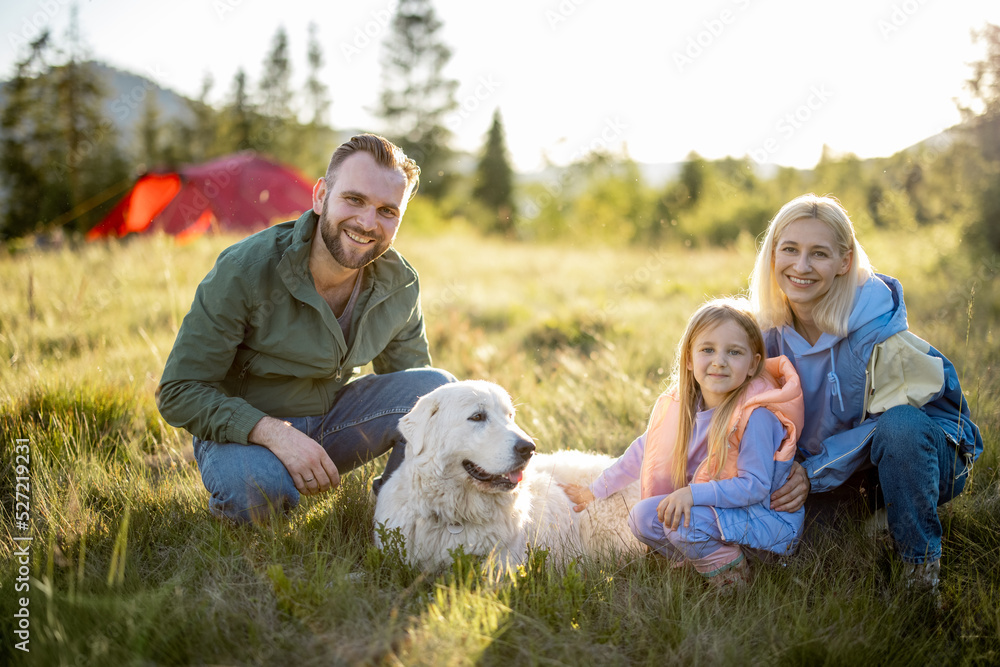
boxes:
[374,380,643,570]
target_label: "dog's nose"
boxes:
[514,439,536,462]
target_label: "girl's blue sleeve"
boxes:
[688,409,784,508]
[590,433,646,499]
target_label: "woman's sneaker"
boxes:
[904,558,942,610]
[904,558,940,592]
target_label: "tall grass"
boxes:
[1,224,998,665]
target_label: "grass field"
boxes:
[1,223,998,665]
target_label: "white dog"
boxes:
[373,380,643,571]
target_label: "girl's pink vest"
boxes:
[639,356,804,498]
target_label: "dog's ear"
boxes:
[398,394,439,457]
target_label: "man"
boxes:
[157,134,454,523]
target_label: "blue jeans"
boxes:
[192,368,455,523]
[870,405,969,564]
[629,497,727,561]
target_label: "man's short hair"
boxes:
[324,134,420,200]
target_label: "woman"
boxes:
[749,194,982,592]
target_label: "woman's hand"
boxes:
[560,483,595,512]
[770,462,810,512]
[657,487,694,530]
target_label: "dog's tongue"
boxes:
[508,469,524,485]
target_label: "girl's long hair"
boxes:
[749,193,873,337]
[669,298,766,488]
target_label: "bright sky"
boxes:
[1,0,998,172]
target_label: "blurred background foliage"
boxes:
[1,8,999,261]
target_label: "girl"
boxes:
[752,194,982,593]
[564,298,804,588]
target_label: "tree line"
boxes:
[0,7,337,240]
[1,3,998,258]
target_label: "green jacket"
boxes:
[156,210,431,445]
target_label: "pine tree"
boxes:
[259,26,292,119]
[0,11,127,240]
[137,93,164,168]
[57,8,102,209]
[472,108,515,236]
[52,9,128,236]
[301,21,334,175]
[377,0,458,199]
[184,73,219,163]
[257,26,293,159]
[0,32,61,239]
[305,22,330,128]
[222,68,257,152]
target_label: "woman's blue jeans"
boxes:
[870,405,969,564]
[192,368,455,523]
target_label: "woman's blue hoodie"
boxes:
[764,273,983,492]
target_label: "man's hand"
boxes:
[770,461,810,512]
[249,416,340,495]
[559,483,595,512]
[657,487,694,530]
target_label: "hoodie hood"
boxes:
[780,273,904,356]
[772,273,905,455]
[850,273,909,345]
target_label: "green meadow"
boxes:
[1,222,998,665]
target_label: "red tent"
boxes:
[86,152,315,242]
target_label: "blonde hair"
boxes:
[669,298,765,488]
[749,194,873,336]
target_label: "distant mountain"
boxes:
[899,126,961,157]
[637,162,684,186]
[517,161,683,188]
[95,63,196,148]
[0,60,971,183]
[0,60,196,155]
[516,126,972,190]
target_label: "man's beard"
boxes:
[319,198,389,270]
